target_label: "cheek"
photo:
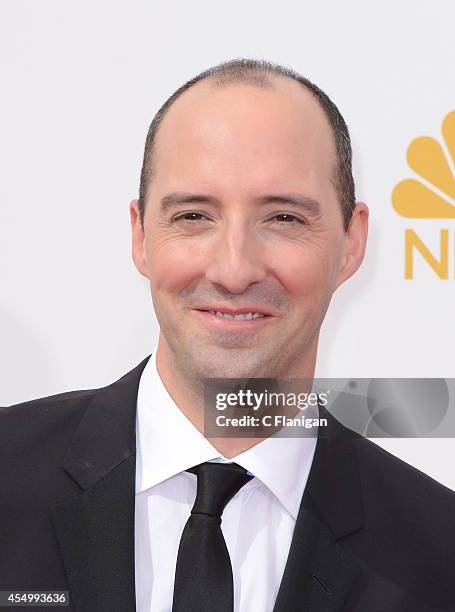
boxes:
[148,237,205,294]
[270,244,338,299]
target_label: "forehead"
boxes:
[150,75,337,195]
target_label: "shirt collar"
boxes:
[135,345,317,520]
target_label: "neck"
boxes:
[155,334,318,459]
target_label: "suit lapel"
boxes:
[50,355,151,612]
[273,408,367,612]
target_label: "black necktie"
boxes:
[172,462,253,612]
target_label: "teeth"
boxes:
[208,311,265,320]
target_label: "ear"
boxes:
[129,199,150,279]
[335,202,369,289]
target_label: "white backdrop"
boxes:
[1,1,454,489]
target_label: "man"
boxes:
[1,59,454,612]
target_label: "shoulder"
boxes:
[1,386,98,421]
[2,387,97,412]
[0,354,149,458]
[0,388,98,455]
[351,435,455,593]
[323,433,455,607]
[354,434,455,509]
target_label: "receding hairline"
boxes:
[147,72,336,190]
[157,70,330,132]
[150,74,279,160]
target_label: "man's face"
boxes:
[131,77,367,380]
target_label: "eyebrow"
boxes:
[159,192,322,217]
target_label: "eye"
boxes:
[270,213,306,225]
[173,211,211,224]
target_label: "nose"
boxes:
[204,223,266,293]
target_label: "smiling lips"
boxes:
[194,307,273,327]
[206,310,265,320]
[196,305,272,316]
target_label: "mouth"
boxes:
[192,308,274,329]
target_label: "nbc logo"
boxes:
[392,110,455,279]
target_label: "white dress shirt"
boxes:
[134,346,317,612]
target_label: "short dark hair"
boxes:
[138,58,356,230]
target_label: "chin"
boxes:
[196,353,265,380]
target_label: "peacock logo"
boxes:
[392,111,455,279]
[392,110,455,218]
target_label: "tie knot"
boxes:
[187,462,253,518]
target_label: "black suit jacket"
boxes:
[1,355,455,611]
